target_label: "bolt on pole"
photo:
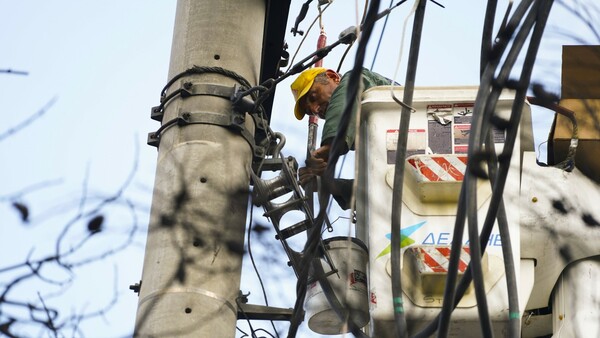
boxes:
[134,1,265,337]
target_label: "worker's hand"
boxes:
[298,144,331,189]
[298,166,317,189]
[312,144,331,161]
[305,146,328,175]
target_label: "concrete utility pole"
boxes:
[134,1,265,337]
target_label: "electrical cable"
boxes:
[253,328,277,338]
[484,133,520,338]
[388,1,427,337]
[291,0,315,37]
[465,144,493,338]
[417,1,532,337]
[321,0,382,334]
[246,198,280,338]
[160,66,253,99]
[491,3,555,336]
[480,0,498,76]
[335,0,363,79]
[336,41,355,73]
[236,295,260,338]
[254,31,355,114]
[526,96,578,171]
[237,326,250,337]
[286,3,332,73]
[304,2,328,234]
[499,1,515,33]
[287,1,384,336]
[451,1,545,336]
[339,0,409,72]
[411,1,549,336]
[389,0,419,113]
[285,1,413,336]
[370,0,395,70]
[248,1,408,109]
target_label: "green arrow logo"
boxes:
[376,221,426,259]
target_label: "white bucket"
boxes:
[304,237,370,335]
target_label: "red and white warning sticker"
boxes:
[410,246,471,273]
[406,154,468,182]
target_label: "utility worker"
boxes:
[291,67,392,209]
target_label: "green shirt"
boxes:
[320,68,392,151]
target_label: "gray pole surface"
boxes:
[135,1,265,337]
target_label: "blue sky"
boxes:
[1,1,596,337]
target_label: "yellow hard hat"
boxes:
[290,67,327,120]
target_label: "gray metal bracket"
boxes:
[237,303,297,321]
[147,109,264,158]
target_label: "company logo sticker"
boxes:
[376,221,426,259]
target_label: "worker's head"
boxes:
[291,68,340,120]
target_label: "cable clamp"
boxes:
[151,83,237,122]
[147,109,263,158]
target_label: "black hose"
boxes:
[480,0,498,77]
[388,1,428,337]
[414,1,538,337]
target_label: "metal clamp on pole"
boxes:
[147,109,259,158]
[150,83,238,122]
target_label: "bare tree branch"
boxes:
[0,97,57,142]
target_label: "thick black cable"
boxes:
[499,1,514,33]
[287,1,383,337]
[324,5,381,191]
[458,2,551,337]
[465,146,493,338]
[434,0,533,328]
[461,1,549,336]
[435,177,468,338]
[317,1,382,330]
[466,5,542,333]
[158,65,267,120]
[490,2,555,336]
[484,133,520,337]
[480,0,498,76]
[388,1,427,337]
[160,66,253,98]
[288,2,418,335]
[416,1,537,337]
